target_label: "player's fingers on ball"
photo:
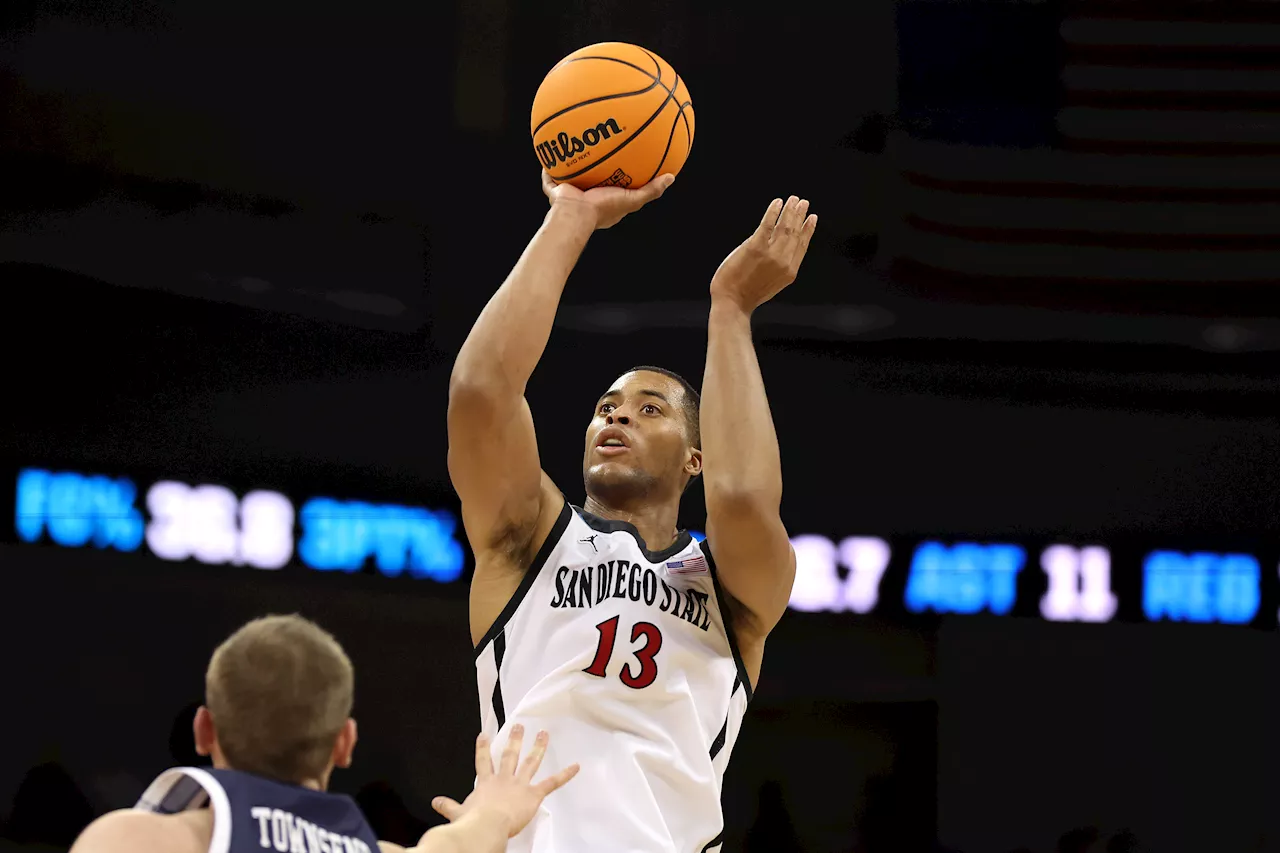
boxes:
[538,763,581,795]
[637,175,672,206]
[517,730,550,781]
[431,797,461,821]
[475,734,495,778]
[500,724,525,775]
[541,170,557,197]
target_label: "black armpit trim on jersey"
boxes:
[473,500,573,660]
[701,541,755,703]
[700,830,725,852]
[491,630,507,728]
[708,677,742,761]
[575,506,692,563]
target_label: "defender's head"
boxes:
[583,366,702,503]
[194,615,356,789]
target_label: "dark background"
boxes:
[3,0,1280,852]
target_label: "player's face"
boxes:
[583,371,698,499]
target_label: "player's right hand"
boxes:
[542,169,674,230]
[431,725,579,838]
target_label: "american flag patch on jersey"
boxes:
[666,555,707,574]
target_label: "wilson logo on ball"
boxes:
[536,118,623,169]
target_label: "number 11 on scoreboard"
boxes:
[1039,545,1118,623]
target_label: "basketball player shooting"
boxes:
[448,171,816,852]
[68,615,579,853]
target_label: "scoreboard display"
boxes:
[11,467,465,583]
[9,466,1279,630]
[789,534,1274,628]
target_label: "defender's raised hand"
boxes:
[541,169,675,230]
[710,196,818,313]
[431,726,580,839]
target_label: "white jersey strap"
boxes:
[135,766,232,853]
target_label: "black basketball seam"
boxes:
[532,77,662,136]
[645,102,692,186]
[645,80,693,185]
[637,47,667,87]
[542,50,680,184]
[641,49,693,183]
[565,54,665,89]
[638,49,692,146]
[552,82,677,182]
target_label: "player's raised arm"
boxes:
[447,171,675,557]
[700,196,818,684]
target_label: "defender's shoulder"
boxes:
[71,808,210,853]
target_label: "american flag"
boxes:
[882,0,1280,313]
[667,555,707,575]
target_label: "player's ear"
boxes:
[685,447,702,479]
[193,706,216,758]
[333,718,358,769]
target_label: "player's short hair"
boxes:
[205,614,353,784]
[625,365,701,449]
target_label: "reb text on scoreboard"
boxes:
[11,467,1280,629]
[790,534,1277,628]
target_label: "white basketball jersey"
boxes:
[474,501,752,853]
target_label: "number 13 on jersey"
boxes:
[584,616,664,689]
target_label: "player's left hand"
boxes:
[709,196,817,314]
[430,725,579,838]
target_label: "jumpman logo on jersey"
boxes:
[579,534,599,553]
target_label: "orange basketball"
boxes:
[531,42,694,191]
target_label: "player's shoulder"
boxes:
[70,807,212,853]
